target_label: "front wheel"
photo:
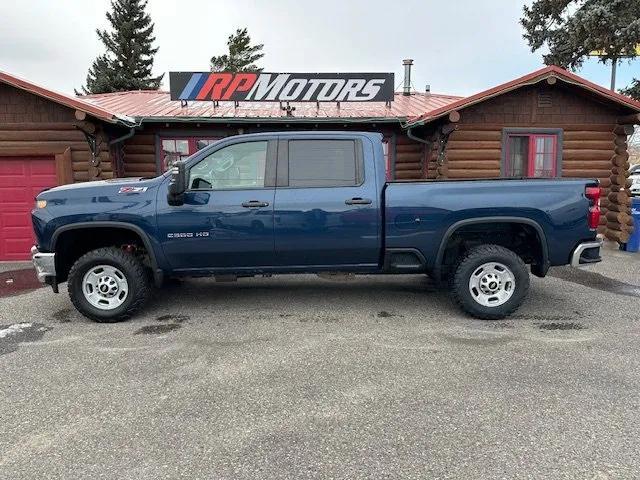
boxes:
[451,244,529,320]
[68,247,151,322]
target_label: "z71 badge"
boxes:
[118,186,148,194]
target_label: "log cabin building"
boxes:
[0,65,639,260]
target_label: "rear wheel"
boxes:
[68,247,151,322]
[451,244,529,320]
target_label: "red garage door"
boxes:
[0,157,57,260]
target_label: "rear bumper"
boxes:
[31,246,56,283]
[570,239,603,267]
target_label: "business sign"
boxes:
[169,72,394,102]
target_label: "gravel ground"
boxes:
[1,249,639,480]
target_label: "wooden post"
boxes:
[605,128,634,242]
[54,147,73,185]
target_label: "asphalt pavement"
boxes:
[1,247,639,479]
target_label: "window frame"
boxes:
[382,136,396,181]
[156,132,228,174]
[276,138,365,189]
[185,138,277,192]
[501,128,563,178]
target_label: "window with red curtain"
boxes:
[504,131,561,178]
[160,137,221,172]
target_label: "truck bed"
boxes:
[384,177,598,269]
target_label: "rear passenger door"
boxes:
[273,136,380,268]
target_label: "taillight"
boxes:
[585,186,601,229]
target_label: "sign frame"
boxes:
[169,72,395,103]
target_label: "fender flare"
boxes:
[433,216,549,276]
[51,221,164,286]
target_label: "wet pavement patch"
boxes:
[53,309,73,323]
[512,313,584,322]
[537,322,585,331]
[0,323,51,355]
[134,323,182,335]
[377,311,404,318]
[550,267,640,298]
[0,269,43,298]
[155,314,190,323]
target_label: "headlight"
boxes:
[36,200,47,209]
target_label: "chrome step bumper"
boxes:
[31,246,56,283]
[570,239,603,267]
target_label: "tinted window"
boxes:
[288,140,359,187]
[189,141,267,190]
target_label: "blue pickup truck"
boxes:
[31,132,602,322]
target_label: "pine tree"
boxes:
[210,28,264,72]
[80,0,163,94]
[620,79,640,100]
[521,0,640,100]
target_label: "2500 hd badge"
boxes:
[167,232,210,238]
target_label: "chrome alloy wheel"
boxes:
[82,265,129,310]
[468,262,515,307]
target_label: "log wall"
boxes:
[394,134,425,180]
[0,83,114,183]
[123,133,157,178]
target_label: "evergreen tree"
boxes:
[521,0,640,99]
[620,79,640,100]
[210,28,264,72]
[80,0,163,94]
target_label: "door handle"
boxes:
[242,200,269,208]
[345,197,372,205]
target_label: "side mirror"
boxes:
[167,161,186,206]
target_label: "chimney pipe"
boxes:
[402,59,413,96]
[425,84,431,94]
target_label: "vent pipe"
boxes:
[402,59,413,96]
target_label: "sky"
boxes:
[0,0,638,97]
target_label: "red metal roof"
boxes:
[5,65,638,127]
[407,65,640,126]
[0,70,130,124]
[81,89,462,123]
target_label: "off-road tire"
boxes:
[451,244,529,320]
[68,247,151,322]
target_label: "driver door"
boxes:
[157,138,277,271]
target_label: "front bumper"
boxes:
[570,238,603,267]
[31,246,56,283]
